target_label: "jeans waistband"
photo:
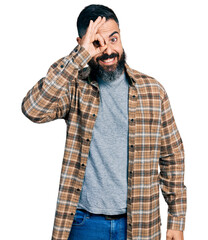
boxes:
[77,208,127,220]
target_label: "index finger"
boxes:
[84,19,93,37]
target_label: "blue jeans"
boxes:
[68,209,127,240]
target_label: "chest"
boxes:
[67,80,161,141]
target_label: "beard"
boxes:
[88,49,126,82]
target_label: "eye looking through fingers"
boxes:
[93,40,100,48]
[93,33,106,48]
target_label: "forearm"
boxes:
[21,45,91,123]
[159,90,187,231]
[159,147,186,230]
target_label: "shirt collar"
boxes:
[124,63,137,86]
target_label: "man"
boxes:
[21,4,186,240]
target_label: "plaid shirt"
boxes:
[22,45,187,240]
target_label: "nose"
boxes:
[104,43,113,56]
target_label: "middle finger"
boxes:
[93,17,106,34]
[91,16,104,33]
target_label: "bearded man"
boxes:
[21,4,186,240]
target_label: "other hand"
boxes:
[166,229,184,240]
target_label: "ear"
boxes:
[76,37,81,45]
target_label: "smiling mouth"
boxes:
[100,57,116,65]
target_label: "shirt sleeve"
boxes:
[159,90,187,231]
[21,45,91,123]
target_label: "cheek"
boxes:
[114,43,123,54]
[116,47,124,58]
[93,51,105,61]
[93,55,100,62]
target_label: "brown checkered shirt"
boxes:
[22,45,187,240]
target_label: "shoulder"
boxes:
[125,64,166,100]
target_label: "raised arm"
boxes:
[22,16,107,124]
[21,45,91,123]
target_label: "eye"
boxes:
[110,37,117,43]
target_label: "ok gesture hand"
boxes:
[77,16,107,57]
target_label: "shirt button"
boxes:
[81,163,85,167]
[70,212,74,216]
[74,48,78,52]
[131,145,134,148]
[93,114,96,117]
[77,188,80,192]
[130,171,133,175]
[133,95,136,98]
[131,119,134,122]
[60,65,64,68]
[86,139,90,142]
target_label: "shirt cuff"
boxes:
[167,214,186,231]
[66,45,92,69]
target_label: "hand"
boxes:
[166,229,184,240]
[77,16,107,57]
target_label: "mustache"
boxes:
[96,53,119,62]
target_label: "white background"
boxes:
[0,0,207,239]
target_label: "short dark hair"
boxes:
[77,4,119,38]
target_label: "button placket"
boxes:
[127,86,137,237]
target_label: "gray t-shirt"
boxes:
[77,72,129,215]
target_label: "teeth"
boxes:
[103,58,114,63]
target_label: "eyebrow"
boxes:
[109,31,119,38]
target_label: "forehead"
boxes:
[97,19,120,37]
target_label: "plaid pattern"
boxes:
[21,45,186,240]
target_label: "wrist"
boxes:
[66,45,92,69]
